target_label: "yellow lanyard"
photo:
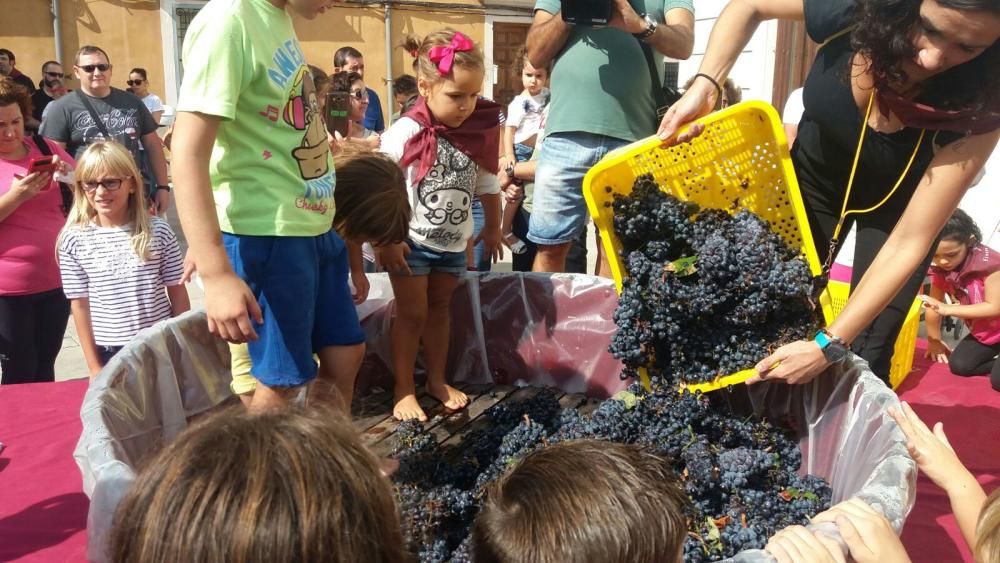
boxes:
[821,92,926,274]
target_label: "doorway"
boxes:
[491,22,530,108]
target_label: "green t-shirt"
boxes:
[533,0,694,142]
[177,0,335,236]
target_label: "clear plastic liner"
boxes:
[76,272,915,562]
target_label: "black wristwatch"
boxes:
[633,13,658,40]
[814,329,849,364]
[156,185,171,192]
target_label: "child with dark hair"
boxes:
[924,208,1000,391]
[472,440,689,563]
[109,403,407,563]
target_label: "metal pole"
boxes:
[384,2,394,124]
[52,0,63,63]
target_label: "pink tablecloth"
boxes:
[0,343,997,562]
[0,378,89,562]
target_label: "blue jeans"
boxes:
[527,132,630,246]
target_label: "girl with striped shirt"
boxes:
[57,141,189,376]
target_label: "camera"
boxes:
[561,0,612,26]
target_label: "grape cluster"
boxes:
[609,175,820,383]
[391,382,831,562]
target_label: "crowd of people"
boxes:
[2,0,1000,559]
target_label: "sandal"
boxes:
[503,233,528,255]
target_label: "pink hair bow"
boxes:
[427,32,474,75]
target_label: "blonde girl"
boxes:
[379,29,503,421]
[58,141,189,376]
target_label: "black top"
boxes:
[9,71,36,94]
[30,89,54,122]
[793,0,963,210]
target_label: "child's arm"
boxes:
[923,284,951,363]
[347,240,370,304]
[476,191,503,264]
[889,402,986,551]
[922,272,1000,320]
[167,284,191,317]
[69,298,104,377]
[171,112,262,342]
[500,125,517,171]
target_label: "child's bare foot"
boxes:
[428,383,469,411]
[393,393,428,421]
[502,232,527,255]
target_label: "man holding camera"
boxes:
[525,0,693,275]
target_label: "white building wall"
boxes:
[675,0,779,104]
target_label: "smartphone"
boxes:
[28,155,58,174]
[561,0,612,26]
[324,90,351,138]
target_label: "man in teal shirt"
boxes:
[525,0,694,274]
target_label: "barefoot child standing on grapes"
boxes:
[379,30,504,421]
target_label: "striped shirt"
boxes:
[58,217,184,346]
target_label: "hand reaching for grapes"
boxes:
[810,498,912,563]
[747,339,830,385]
[765,524,845,563]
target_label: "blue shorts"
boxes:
[223,231,365,388]
[405,239,467,276]
[513,142,534,162]
[527,132,630,246]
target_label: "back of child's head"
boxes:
[977,487,1000,563]
[332,146,410,246]
[400,29,485,84]
[109,403,406,563]
[393,73,418,98]
[309,64,329,92]
[331,70,363,93]
[940,208,982,247]
[63,140,152,258]
[472,439,689,563]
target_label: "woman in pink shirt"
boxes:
[925,209,1000,392]
[0,78,75,384]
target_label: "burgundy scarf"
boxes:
[399,96,502,186]
[876,87,1000,136]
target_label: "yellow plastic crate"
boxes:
[583,101,838,391]
[827,281,922,389]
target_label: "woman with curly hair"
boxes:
[658,0,1000,387]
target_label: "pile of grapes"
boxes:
[393,384,831,562]
[391,175,832,562]
[610,175,820,384]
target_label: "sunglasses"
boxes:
[78,64,110,73]
[349,89,369,101]
[126,79,144,86]
[45,71,64,78]
[82,177,129,192]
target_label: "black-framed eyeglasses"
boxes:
[78,64,110,73]
[349,89,369,101]
[126,79,144,86]
[82,177,129,192]
[45,71,64,78]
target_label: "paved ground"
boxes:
[53,205,602,381]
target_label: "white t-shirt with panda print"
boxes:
[380,117,500,253]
